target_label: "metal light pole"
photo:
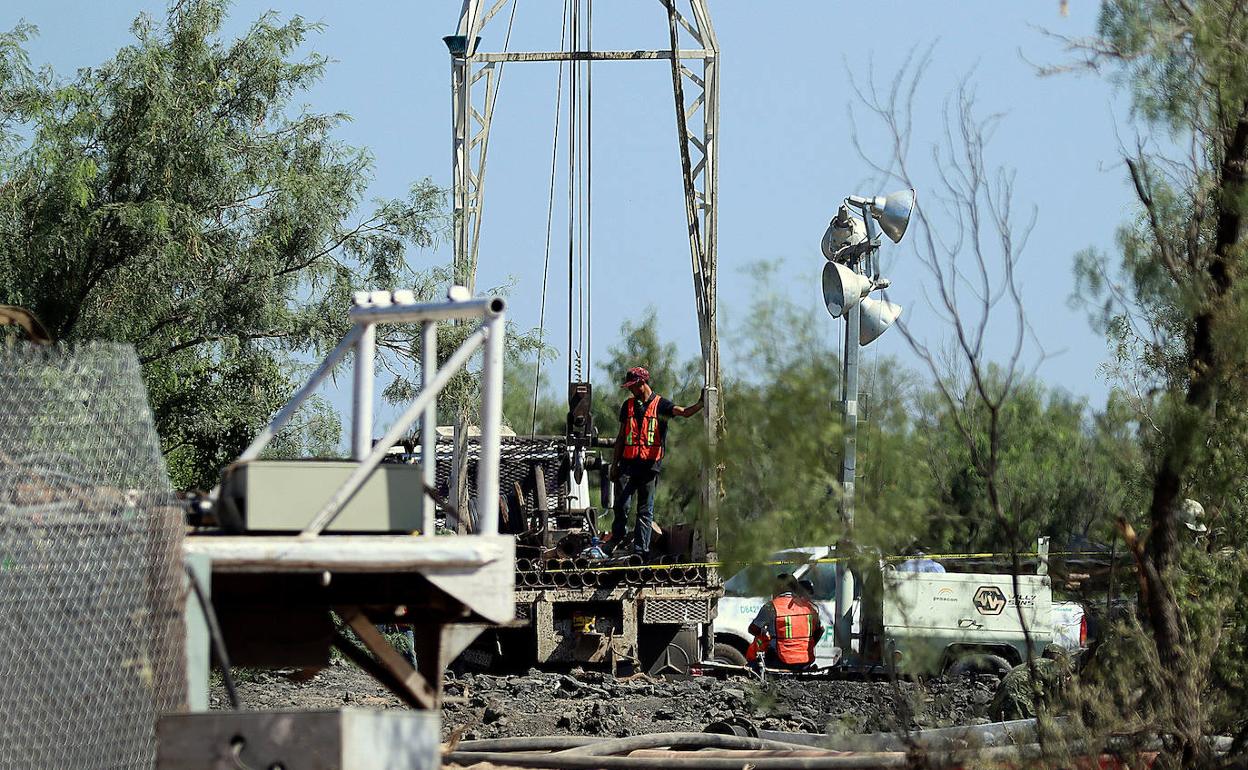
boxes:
[832,216,873,663]
[822,189,913,667]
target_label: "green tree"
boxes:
[916,375,1139,554]
[502,354,564,437]
[705,262,930,566]
[1066,0,1248,759]
[0,2,446,488]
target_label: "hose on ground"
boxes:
[443,750,909,769]
[558,732,837,756]
[455,736,603,752]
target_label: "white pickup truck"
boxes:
[716,547,1079,676]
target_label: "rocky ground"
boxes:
[212,662,997,741]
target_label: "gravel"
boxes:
[211,662,996,741]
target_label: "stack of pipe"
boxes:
[514,552,712,590]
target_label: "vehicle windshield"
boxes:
[723,550,816,597]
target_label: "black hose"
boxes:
[443,750,908,769]
[560,732,844,756]
[456,736,603,752]
[184,562,241,710]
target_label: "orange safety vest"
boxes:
[621,396,664,462]
[771,595,819,666]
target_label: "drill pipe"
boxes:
[567,573,584,589]
[517,558,533,572]
[553,572,569,588]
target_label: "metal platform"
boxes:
[186,533,514,710]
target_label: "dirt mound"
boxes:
[212,663,996,741]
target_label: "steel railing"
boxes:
[232,286,506,539]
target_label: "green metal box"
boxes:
[217,460,428,534]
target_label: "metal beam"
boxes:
[470,49,712,63]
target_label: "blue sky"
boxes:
[9,1,1135,431]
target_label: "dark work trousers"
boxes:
[612,468,659,555]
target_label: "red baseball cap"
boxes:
[621,366,650,387]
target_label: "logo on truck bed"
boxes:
[935,587,958,603]
[973,585,1007,615]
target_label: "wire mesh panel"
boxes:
[0,344,185,770]
[403,436,565,520]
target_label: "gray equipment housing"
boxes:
[218,460,427,534]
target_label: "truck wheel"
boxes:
[712,642,748,667]
[947,653,1012,679]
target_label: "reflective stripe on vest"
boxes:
[621,396,663,462]
[771,595,818,666]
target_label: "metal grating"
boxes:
[642,598,712,625]
[0,344,186,769]
[405,437,565,518]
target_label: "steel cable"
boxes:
[532,0,571,435]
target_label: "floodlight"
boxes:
[848,188,916,244]
[822,262,873,318]
[858,296,903,346]
[443,35,482,57]
[821,204,868,263]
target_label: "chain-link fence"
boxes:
[0,344,185,769]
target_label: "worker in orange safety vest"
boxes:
[747,574,824,670]
[608,366,704,559]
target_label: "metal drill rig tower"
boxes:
[446,0,722,542]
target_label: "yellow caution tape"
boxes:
[526,550,1116,574]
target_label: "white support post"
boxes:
[474,311,505,536]
[354,323,376,461]
[421,320,438,537]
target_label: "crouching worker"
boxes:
[747,574,824,671]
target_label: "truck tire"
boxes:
[947,653,1012,679]
[712,642,748,668]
